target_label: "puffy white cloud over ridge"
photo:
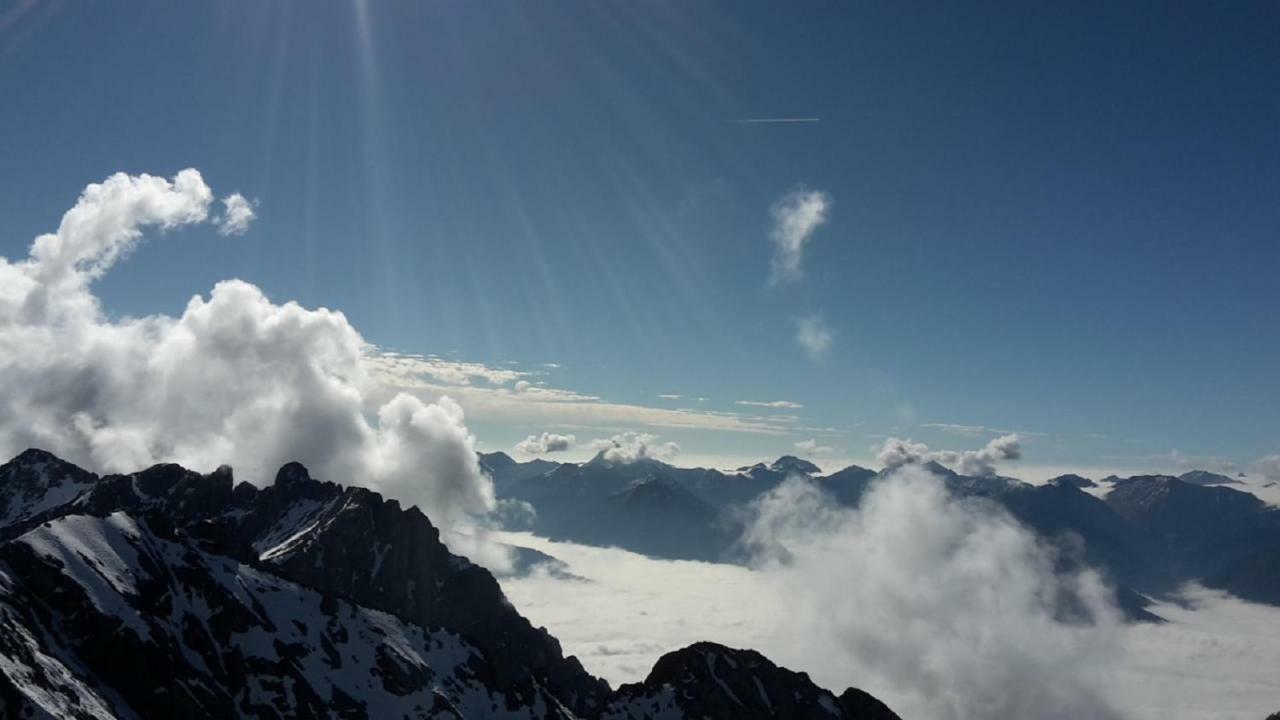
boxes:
[515,432,576,455]
[877,433,1022,477]
[591,432,680,463]
[0,169,498,560]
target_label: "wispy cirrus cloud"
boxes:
[793,438,834,455]
[736,117,821,124]
[921,423,1047,439]
[366,353,798,436]
[736,399,804,410]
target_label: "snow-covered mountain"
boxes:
[0,449,898,719]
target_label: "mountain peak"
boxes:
[1178,469,1241,486]
[1049,473,1097,489]
[8,447,63,467]
[606,641,900,720]
[770,455,821,476]
[273,461,313,487]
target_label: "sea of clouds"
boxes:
[497,468,1280,720]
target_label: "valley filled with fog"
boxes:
[498,531,1280,720]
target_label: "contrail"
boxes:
[734,117,821,124]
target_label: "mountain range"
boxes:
[0,449,900,720]
[484,451,1280,614]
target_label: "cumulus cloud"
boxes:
[876,433,1022,477]
[0,170,500,562]
[514,431,576,455]
[742,468,1126,720]
[218,192,256,235]
[736,399,804,409]
[795,315,833,360]
[769,188,830,284]
[793,438,834,455]
[590,432,680,463]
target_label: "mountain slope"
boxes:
[0,512,568,719]
[0,451,608,715]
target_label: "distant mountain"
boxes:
[480,451,562,495]
[1048,473,1097,489]
[1105,475,1280,583]
[0,449,898,719]
[1177,469,1242,486]
[491,452,1280,617]
[500,452,798,561]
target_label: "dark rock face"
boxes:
[0,512,565,719]
[0,448,99,536]
[480,451,562,496]
[601,643,899,720]
[0,451,606,716]
[1048,474,1097,489]
[1206,546,1280,604]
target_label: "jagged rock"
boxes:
[601,642,899,720]
[0,512,568,719]
[0,450,607,716]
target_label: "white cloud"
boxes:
[876,434,1022,476]
[367,355,796,436]
[590,432,680,463]
[514,431,576,455]
[920,422,990,436]
[0,170,502,565]
[740,468,1126,719]
[769,188,830,284]
[793,438,833,455]
[1255,454,1280,481]
[795,315,833,360]
[217,192,255,235]
[736,399,804,409]
[369,352,529,387]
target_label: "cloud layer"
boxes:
[769,188,831,284]
[0,170,497,560]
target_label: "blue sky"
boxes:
[2,1,1278,476]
